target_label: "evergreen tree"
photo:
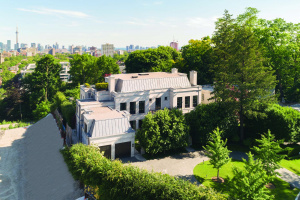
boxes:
[203,127,231,180]
[229,153,273,200]
[252,130,285,179]
[212,9,277,141]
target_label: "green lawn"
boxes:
[193,160,300,200]
[280,159,300,176]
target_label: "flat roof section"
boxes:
[84,107,126,121]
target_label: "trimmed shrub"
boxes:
[245,104,300,142]
[95,82,108,91]
[61,101,76,129]
[62,144,226,200]
[54,91,67,112]
[185,102,238,146]
[136,108,189,155]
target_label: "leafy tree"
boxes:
[256,18,300,102]
[136,108,189,155]
[252,130,285,179]
[212,9,277,141]
[0,66,15,86]
[203,127,231,180]
[32,101,51,120]
[95,55,120,82]
[24,55,61,102]
[69,54,97,85]
[229,152,273,200]
[125,46,180,73]
[185,102,238,146]
[178,37,214,84]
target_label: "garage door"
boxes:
[99,145,111,159]
[115,142,131,158]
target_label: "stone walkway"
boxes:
[125,150,209,184]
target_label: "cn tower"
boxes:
[16,27,19,44]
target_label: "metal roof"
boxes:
[89,117,134,138]
[115,75,191,92]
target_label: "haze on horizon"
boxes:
[1,0,300,48]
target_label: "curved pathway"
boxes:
[126,150,209,184]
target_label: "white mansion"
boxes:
[76,68,206,159]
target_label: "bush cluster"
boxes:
[245,104,300,142]
[185,102,238,146]
[95,82,108,90]
[62,144,226,200]
[54,92,76,129]
[136,108,189,155]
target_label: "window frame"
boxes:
[185,96,190,108]
[155,98,161,110]
[120,102,127,111]
[193,95,198,107]
[177,97,182,108]
[130,102,136,114]
[139,101,145,114]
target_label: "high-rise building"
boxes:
[126,46,129,51]
[31,43,36,48]
[7,40,11,51]
[101,43,114,57]
[129,44,134,50]
[15,27,19,50]
[73,46,82,55]
[48,48,55,56]
[170,41,178,51]
[0,42,3,50]
[135,45,140,50]
[21,43,28,48]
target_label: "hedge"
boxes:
[62,144,226,200]
[95,82,108,90]
[61,101,76,129]
[185,102,238,146]
[244,104,300,142]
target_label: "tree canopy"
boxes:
[125,46,180,73]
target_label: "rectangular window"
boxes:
[149,98,152,102]
[130,120,136,130]
[165,97,168,101]
[155,98,161,110]
[193,96,198,107]
[202,94,205,101]
[139,120,143,129]
[139,101,145,114]
[130,102,136,114]
[120,103,126,111]
[84,123,87,133]
[185,96,190,108]
[177,97,182,108]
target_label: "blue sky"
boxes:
[1,0,300,48]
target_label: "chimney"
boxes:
[171,68,178,73]
[189,71,197,86]
[108,76,115,92]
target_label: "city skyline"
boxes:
[1,0,300,48]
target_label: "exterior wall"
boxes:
[201,86,215,104]
[90,132,135,160]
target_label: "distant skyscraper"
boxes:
[126,46,129,51]
[170,41,178,51]
[31,43,36,48]
[0,42,4,50]
[21,43,27,48]
[129,44,134,50]
[48,48,55,56]
[7,40,11,51]
[101,43,114,57]
[135,45,140,50]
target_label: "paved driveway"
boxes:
[125,151,209,184]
